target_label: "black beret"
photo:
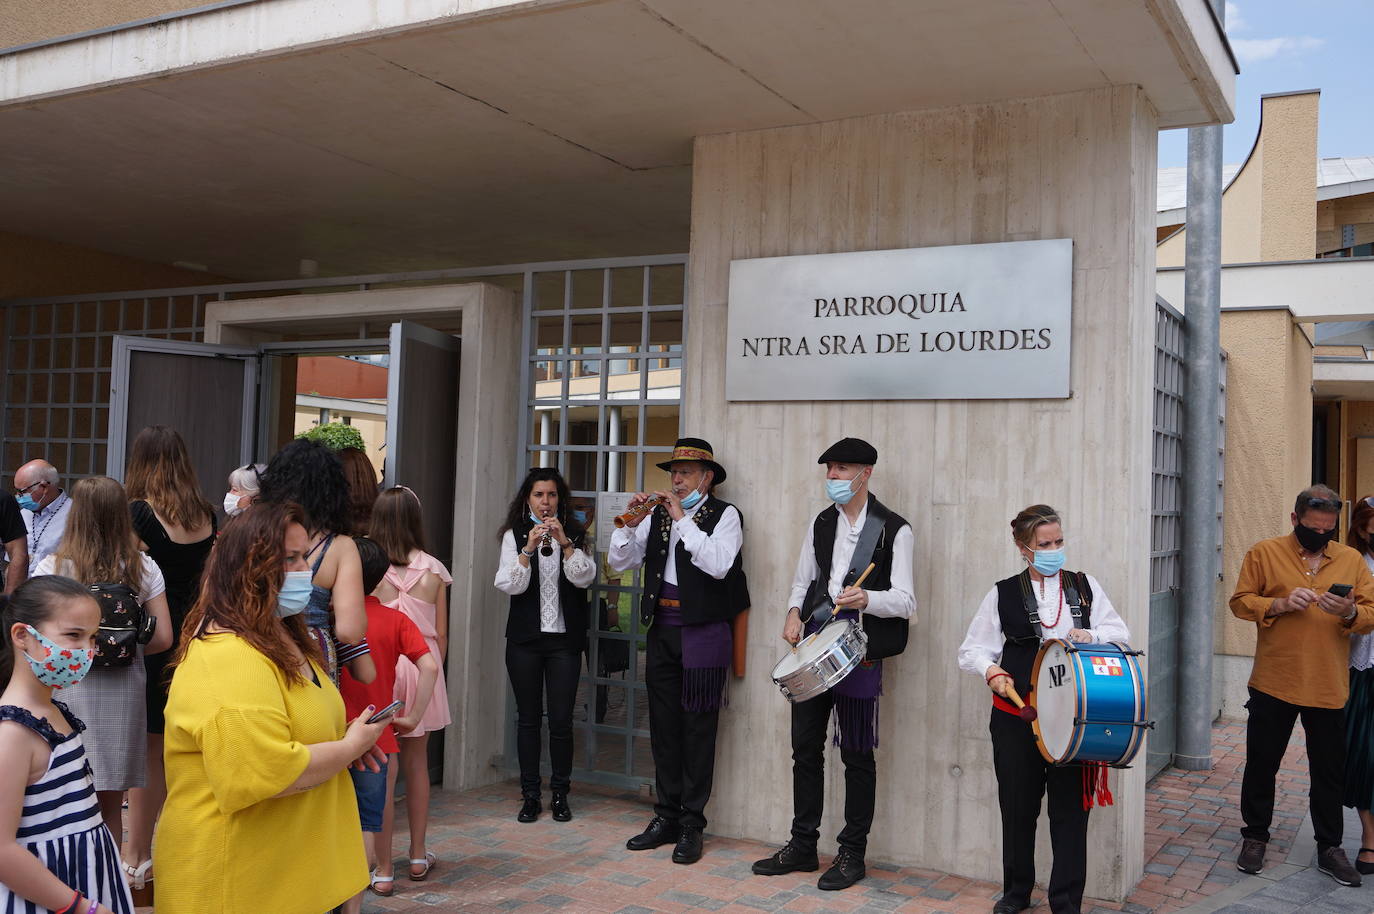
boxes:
[817,437,878,465]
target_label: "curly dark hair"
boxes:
[498,467,586,544]
[259,439,350,536]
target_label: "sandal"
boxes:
[408,851,437,881]
[1357,847,1374,875]
[123,860,153,891]
[370,867,396,896]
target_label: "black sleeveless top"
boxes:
[130,500,215,633]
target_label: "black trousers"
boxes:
[1241,686,1346,849]
[505,634,582,797]
[789,689,877,857]
[645,622,721,829]
[990,711,1090,914]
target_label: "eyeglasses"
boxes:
[1303,497,1342,512]
[15,481,45,496]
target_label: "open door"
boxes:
[384,321,460,785]
[384,321,461,564]
[107,337,258,500]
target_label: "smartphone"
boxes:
[366,700,404,724]
[1328,583,1353,598]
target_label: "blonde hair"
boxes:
[1010,504,1061,548]
[53,477,144,592]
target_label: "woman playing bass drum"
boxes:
[956,505,1130,914]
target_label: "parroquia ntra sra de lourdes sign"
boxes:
[725,239,1073,401]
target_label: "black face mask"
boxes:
[1294,523,1337,553]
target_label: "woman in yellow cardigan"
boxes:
[157,501,388,914]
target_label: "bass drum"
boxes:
[1030,639,1150,766]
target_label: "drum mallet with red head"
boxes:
[1005,685,1038,723]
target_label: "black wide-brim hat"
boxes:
[656,437,727,484]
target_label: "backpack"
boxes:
[87,582,155,668]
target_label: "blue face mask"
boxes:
[680,487,705,510]
[16,493,38,512]
[825,478,860,505]
[571,509,587,524]
[276,570,314,618]
[1029,549,1066,577]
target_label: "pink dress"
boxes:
[383,551,453,735]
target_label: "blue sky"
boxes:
[1157,0,1373,168]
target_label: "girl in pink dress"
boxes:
[369,487,451,882]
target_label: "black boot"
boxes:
[517,796,541,823]
[752,840,819,875]
[672,826,704,864]
[626,816,680,850]
[817,848,866,890]
[551,792,572,822]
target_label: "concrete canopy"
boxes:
[0,0,1234,281]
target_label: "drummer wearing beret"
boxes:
[957,504,1130,914]
[752,437,914,891]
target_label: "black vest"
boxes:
[638,495,750,626]
[993,569,1093,697]
[801,495,910,660]
[505,520,591,649]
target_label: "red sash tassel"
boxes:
[1082,762,1113,810]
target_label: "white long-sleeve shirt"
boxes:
[607,500,742,581]
[493,529,597,633]
[957,572,1131,679]
[787,500,916,620]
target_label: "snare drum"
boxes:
[1029,639,1151,766]
[771,619,868,703]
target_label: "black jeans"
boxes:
[990,711,1090,914]
[1241,686,1346,849]
[645,622,721,829]
[505,634,583,797]
[789,689,877,857]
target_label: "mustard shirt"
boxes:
[158,633,366,914]
[1229,532,1374,709]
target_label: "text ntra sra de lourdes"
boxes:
[738,292,1055,357]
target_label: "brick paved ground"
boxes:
[338,720,1347,914]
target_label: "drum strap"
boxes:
[809,502,889,628]
[1017,569,1088,640]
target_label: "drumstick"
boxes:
[790,564,878,653]
[1004,685,1038,722]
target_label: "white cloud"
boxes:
[1232,35,1324,63]
[1225,2,1246,31]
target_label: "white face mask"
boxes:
[223,491,245,516]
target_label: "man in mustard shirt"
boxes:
[1230,485,1374,886]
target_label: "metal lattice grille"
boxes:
[2,295,208,486]
[1152,303,1185,594]
[517,258,687,789]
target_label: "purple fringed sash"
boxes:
[658,584,732,712]
[806,609,882,751]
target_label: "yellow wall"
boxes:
[0,0,203,49]
[1258,94,1318,261]
[1216,309,1313,658]
[292,406,386,476]
[1156,91,1319,269]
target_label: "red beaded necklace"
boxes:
[1036,571,1065,629]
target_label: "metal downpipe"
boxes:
[1175,117,1225,771]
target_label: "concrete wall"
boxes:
[0,228,226,299]
[684,86,1157,899]
[1213,309,1313,718]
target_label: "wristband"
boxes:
[986,672,1011,686]
[520,547,536,558]
[56,890,80,914]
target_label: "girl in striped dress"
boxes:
[0,576,134,914]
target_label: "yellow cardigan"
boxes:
[158,632,367,914]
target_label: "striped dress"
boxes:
[0,702,133,914]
